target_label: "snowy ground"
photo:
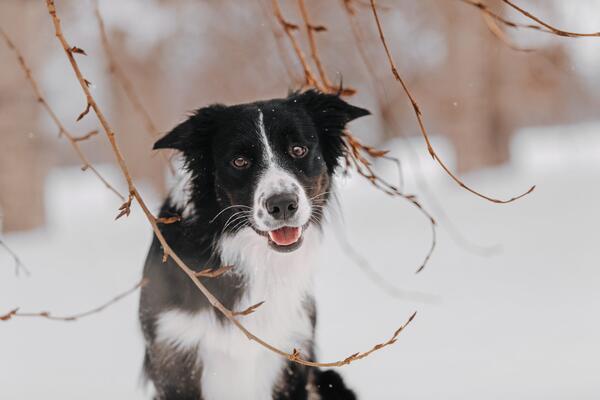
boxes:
[1,125,599,399]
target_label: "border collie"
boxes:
[139,90,370,400]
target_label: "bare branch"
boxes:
[72,129,99,142]
[257,0,300,83]
[0,308,18,321]
[0,238,30,277]
[501,0,600,38]
[342,132,437,273]
[368,0,535,204]
[290,312,417,366]
[156,215,182,225]
[459,0,600,39]
[481,11,534,52]
[341,1,505,257]
[45,0,414,368]
[233,301,265,316]
[1,278,146,322]
[332,225,440,303]
[0,27,125,202]
[194,265,234,278]
[94,1,175,175]
[271,0,324,90]
[297,0,355,95]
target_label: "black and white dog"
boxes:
[139,90,370,400]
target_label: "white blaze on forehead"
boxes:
[253,109,312,231]
[257,109,275,165]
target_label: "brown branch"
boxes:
[459,0,600,38]
[290,311,417,366]
[297,0,332,88]
[72,129,99,142]
[0,27,125,202]
[258,0,300,83]
[45,0,414,368]
[115,194,133,220]
[368,0,535,204]
[501,0,600,38]
[297,0,355,95]
[458,0,550,33]
[341,1,506,257]
[342,132,436,273]
[481,11,534,52]
[1,278,146,322]
[156,215,181,225]
[0,238,30,277]
[271,0,325,91]
[94,1,175,175]
[194,265,234,278]
[233,301,265,316]
[331,224,440,303]
[0,308,18,321]
[342,0,386,99]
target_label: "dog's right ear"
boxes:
[153,104,226,152]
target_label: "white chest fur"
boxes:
[155,227,320,400]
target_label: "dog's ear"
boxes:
[153,104,226,152]
[290,90,370,172]
[291,89,370,127]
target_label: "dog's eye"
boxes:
[231,156,250,170]
[289,145,308,159]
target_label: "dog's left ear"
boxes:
[153,104,226,152]
[290,90,370,172]
[290,89,370,127]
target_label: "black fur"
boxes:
[140,90,368,399]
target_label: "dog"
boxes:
[139,90,370,400]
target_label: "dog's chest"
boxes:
[155,228,319,400]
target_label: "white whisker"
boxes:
[210,204,251,224]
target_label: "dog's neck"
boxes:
[218,225,321,307]
[154,225,321,400]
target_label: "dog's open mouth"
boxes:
[267,226,303,252]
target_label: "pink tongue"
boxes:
[268,227,302,246]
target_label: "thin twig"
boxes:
[0,238,30,277]
[297,0,355,95]
[458,0,552,34]
[257,0,300,83]
[340,1,512,256]
[1,278,146,322]
[459,0,600,38]
[331,223,440,303]
[369,0,535,204]
[481,11,534,52]
[342,0,386,97]
[297,0,332,88]
[73,129,99,142]
[501,0,600,38]
[194,265,234,278]
[45,0,415,368]
[0,27,125,202]
[269,1,436,271]
[342,132,437,273]
[232,301,265,316]
[271,0,324,90]
[93,1,175,175]
[289,311,417,366]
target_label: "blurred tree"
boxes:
[0,0,598,232]
[0,1,50,232]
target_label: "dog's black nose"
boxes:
[265,193,298,220]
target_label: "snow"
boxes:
[1,125,599,399]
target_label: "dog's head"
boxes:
[154,90,369,253]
